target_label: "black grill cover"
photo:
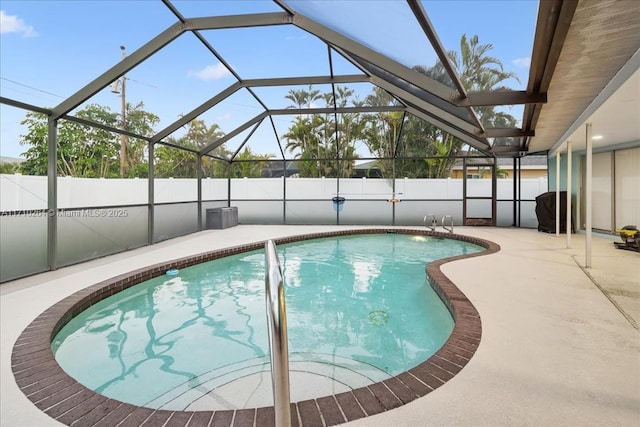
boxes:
[535,191,574,233]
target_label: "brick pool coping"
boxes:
[11,229,500,427]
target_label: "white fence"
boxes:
[0,174,547,282]
[1,174,548,209]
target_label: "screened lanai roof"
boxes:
[1,0,639,161]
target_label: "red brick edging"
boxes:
[11,229,499,426]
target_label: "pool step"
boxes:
[144,353,391,411]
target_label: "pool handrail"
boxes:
[424,213,437,231]
[265,240,292,427]
[442,215,454,233]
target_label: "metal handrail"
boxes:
[265,240,292,427]
[424,214,437,230]
[442,215,454,233]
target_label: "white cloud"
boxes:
[215,113,232,122]
[0,10,37,37]
[188,63,231,81]
[513,57,531,68]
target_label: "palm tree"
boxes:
[452,34,519,92]
[305,85,322,109]
[451,34,520,128]
[285,85,323,120]
[285,89,308,111]
[231,147,273,178]
[362,88,397,160]
[283,115,327,177]
[394,34,520,178]
[0,162,20,174]
[158,119,227,178]
[125,101,160,177]
[282,86,363,177]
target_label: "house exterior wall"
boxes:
[549,142,640,233]
[450,168,547,179]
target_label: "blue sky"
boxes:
[0,0,539,160]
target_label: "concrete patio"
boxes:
[1,226,638,426]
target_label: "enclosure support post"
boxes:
[227,162,232,208]
[492,160,497,226]
[511,157,518,227]
[283,164,287,225]
[513,157,517,227]
[556,151,561,236]
[47,118,58,271]
[392,158,396,226]
[197,155,203,231]
[148,142,155,245]
[566,141,572,248]
[517,156,521,227]
[585,123,593,268]
[462,157,467,225]
[336,171,341,226]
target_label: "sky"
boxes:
[0,0,539,160]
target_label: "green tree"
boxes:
[395,115,458,178]
[285,85,322,113]
[331,86,363,176]
[283,115,325,177]
[20,105,119,177]
[334,111,364,177]
[390,34,519,178]
[183,119,226,151]
[477,165,509,179]
[19,103,159,177]
[0,162,20,174]
[283,85,363,177]
[450,34,519,128]
[156,119,227,178]
[230,147,274,178]
[453,35,518,91]
[362,87,403,176]
[154,145,198,178]
[123,102,161,177]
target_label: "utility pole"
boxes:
[111,45,127,178]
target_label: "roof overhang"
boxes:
[525,0,640,157]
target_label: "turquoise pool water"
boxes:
[52,233,482,409]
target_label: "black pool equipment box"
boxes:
[206,207,238,229]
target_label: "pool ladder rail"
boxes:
[265,240,292,427]
[424,214,454,233]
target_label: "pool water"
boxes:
[52,233,482,410]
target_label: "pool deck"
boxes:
[1,226,639,426]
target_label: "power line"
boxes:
[127,77,157,89]
[1,77,64,98]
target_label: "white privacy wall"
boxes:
[0,174,548,229]
[1,174,48,210]
[1,175,548,213]
[0,176,231,209]
[1,174,548,282]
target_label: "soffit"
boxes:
[528,0,640,154]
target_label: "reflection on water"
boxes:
[52,234,482,407]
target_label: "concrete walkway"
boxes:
[1,226,638,426]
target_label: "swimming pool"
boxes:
[13,228,499,426]
[52,234,481,410]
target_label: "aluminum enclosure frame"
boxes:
[0,0,579,277]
